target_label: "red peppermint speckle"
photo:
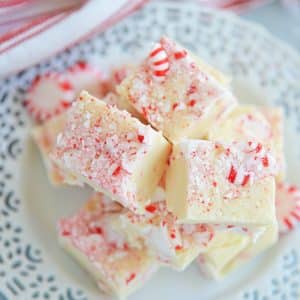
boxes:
[187,84,197,95]
[126,273,136,285]
[112,166,121,176]
[172,102,179,110]
[145,204,156,213]
[228,165,237,183]
[137,135,144,143]
[174,50,187,60]
[170,233,176,239]
[241,174,250,187]
[90,226,103,235]
[255,143,262,153]
[212,181,217,187]
[262,156,269,167]
[188,99,196,107]
[175,245,183,251]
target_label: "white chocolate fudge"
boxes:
[52,91,171,212]
[58,193,159,299]
[117,36,237,142]
[32,93,125,186]
[32,113,81,186]
[166,140,277,225]
[208,105,285,180]
[113,187,214,270]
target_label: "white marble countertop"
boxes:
[243,0,300,51]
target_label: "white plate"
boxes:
[0,2,300,300]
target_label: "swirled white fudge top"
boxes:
[166,139,278,225]
[58,192,158,298]
[52,91,170,212]
[208,105,285,180]
[117,36,237,142]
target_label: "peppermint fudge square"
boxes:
[117,36,237,142]
[52,91,171,213]
[58,192,159,299]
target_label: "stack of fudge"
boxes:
[30,37,300,299]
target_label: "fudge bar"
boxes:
[58,192,159,299]
[166,140,277,225]
[208,105,285,180]
[117,36,237,142]
[32,93,125,186]
[52,91,171,212]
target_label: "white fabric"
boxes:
[0,0,140,78]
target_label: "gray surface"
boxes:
[243,0,300,51]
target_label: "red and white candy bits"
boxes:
[276,182,300,233]
[24,72,75,123]
[66,60,106,98]
[226,141,278,187]
[148,43,170,82]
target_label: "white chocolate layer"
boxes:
[117,36,237,142]
[166,140,277,225]
[58,193,159,299]
[52,91,171,213]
